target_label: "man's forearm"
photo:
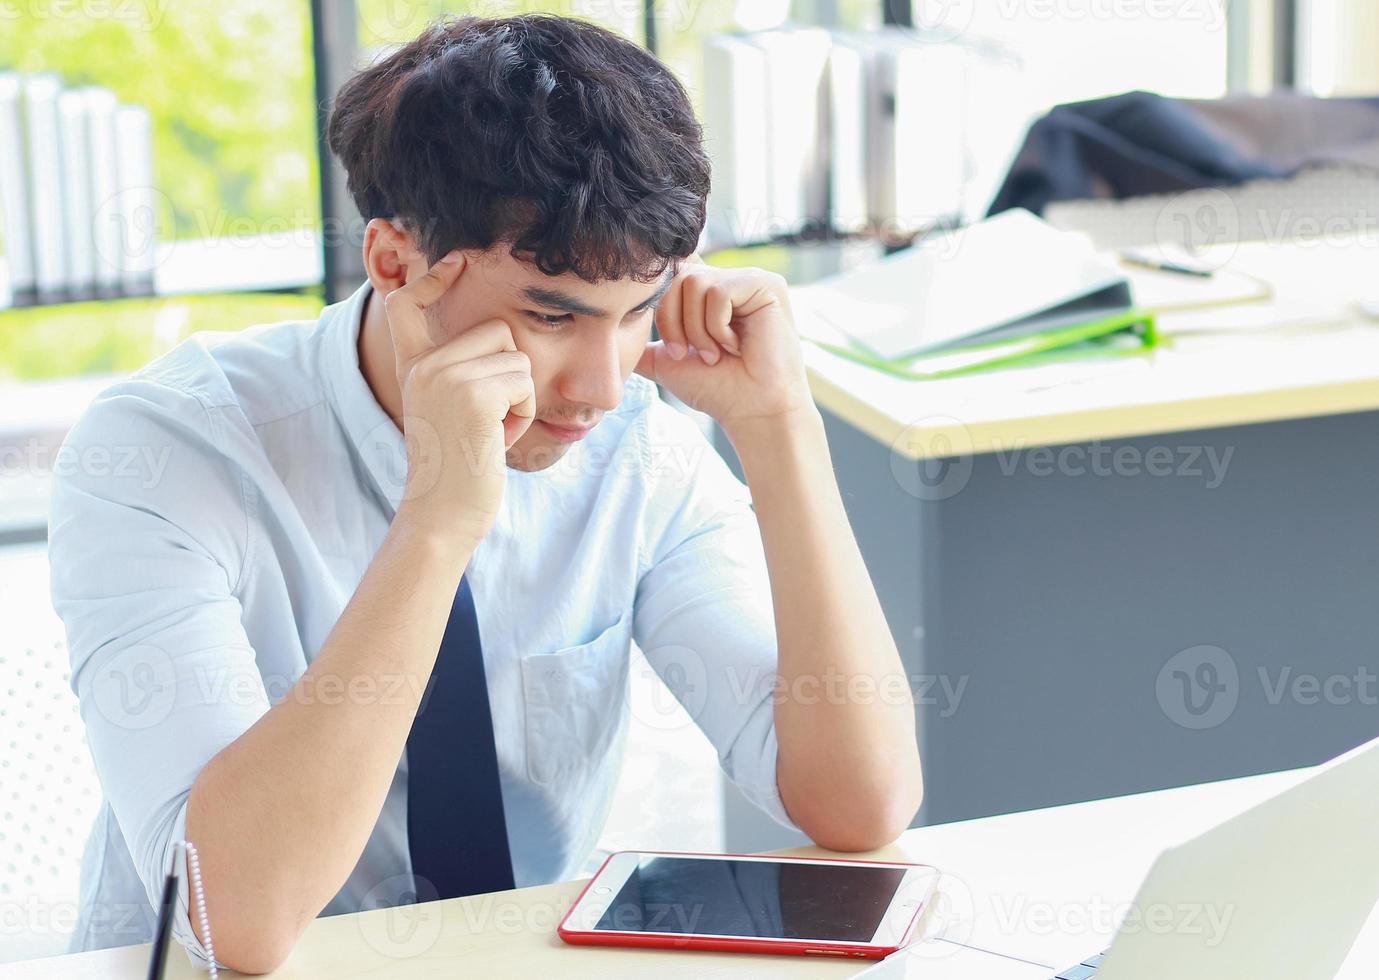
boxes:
[186,510,472,974]
[725,407,924,851]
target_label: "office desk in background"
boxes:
[724,236,1379,851]
[801,238,1379,457]
[7,764,1376,978]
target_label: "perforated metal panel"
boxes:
[0,545,102,964]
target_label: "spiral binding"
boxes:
[180,842,218,979]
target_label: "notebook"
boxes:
[802,209,1134,361]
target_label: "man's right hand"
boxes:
[383,250,536,545]
[184,248,534,972]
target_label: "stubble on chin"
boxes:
[505,434,569,473]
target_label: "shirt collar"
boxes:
[321,280,410,515]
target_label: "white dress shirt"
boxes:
[47,282,795,962]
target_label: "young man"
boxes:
[49,15,922,973]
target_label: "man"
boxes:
[50,15,922,973]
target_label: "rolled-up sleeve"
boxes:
[48,379,267,967]
[632,406,798,831]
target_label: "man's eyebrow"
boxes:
[521,269,675,319]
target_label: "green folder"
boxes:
[807,307,1159,381]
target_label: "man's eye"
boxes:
[527,311,572,328]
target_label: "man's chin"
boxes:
[505,427,574,473]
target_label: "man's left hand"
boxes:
[635,257,815,433]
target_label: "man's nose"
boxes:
[559,331,625,413]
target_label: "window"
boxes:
[0,2,325,383]
[955,2,1230,109]
[1296,0,1379,95]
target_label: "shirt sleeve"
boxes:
[631,402,798,831]
[48,378,267,968]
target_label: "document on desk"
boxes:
[1122,259,1271,314]
[1144,238,1372,336]
[804,209,1131,361]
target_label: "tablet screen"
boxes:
[592,856,908,942]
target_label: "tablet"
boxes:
[558,851,939,959]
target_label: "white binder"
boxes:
[834,30,967,236]
[891,34,966,233]
[22,73,67,298]
[115,104,157,293]
[802,209,1130,360]
[82,87,123,295]
[702,35,770,247]
[825,39,868,234]
[746,27,832,238]
[0,73,34,302]
[58,89,97,297]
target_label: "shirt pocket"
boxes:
[520,609,633,788]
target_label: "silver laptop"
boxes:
[857,733,1379,979]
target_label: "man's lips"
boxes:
[536,419,596,443]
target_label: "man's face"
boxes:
[427,248,674,472]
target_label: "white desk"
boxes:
[8,764,1375,978]
[890,767,1378,974]
[799,238,1379,461]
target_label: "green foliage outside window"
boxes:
[0,0,319,245]
[0,2,319,380]
[0,291,323,383]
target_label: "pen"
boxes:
[1120,249,1214,278]
[146,844,181,980]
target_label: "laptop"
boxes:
[856,733,1379,979]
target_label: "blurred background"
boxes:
[2,0,1377,965]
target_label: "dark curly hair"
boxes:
[326,14,710,283]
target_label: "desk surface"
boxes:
[800,238,1379,460]
[11,764,1377,978]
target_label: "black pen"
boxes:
[146,846,180,980]
[1120,248,1215,278]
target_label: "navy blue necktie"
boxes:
[406,573,515,900]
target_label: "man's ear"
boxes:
[362,219,426,294]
